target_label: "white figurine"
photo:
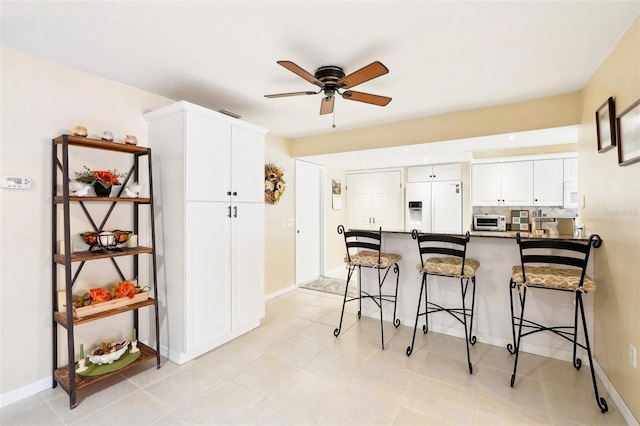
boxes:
[124,182,144,198]
[69,181,91,197]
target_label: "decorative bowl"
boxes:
[112,230,132,245]
[80,231,99,247]
[88,341,129,365]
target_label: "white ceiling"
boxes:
[1,1,638,167]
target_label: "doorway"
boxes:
[295,160,324,286]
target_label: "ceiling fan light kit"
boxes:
[265,60,392,118]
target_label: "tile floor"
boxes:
[1,288,628,425]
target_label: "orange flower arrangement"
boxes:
[89,288,111,303]
[75,166,125,189]
[114,281,137,299]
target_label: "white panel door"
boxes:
[231,126,265,203]
[295,161,323,285]
[501,161,534,206]
[185,113,232,202]
[185,202,231,351]
[534,159,563,206]
[231,202,265,328]
[346,173,373,230]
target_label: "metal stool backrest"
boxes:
[516,233,602,288]
[412,230,471,273]
[338,225,382,266]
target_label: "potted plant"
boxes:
[74,166,125,197]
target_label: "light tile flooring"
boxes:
[1,288,628,425]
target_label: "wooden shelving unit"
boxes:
[51,134,161,409]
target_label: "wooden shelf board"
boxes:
[54,342,158,393]
[53,135,150,154]
[54,246,153,264]
[54,298,156,327]
[54,196,151,204]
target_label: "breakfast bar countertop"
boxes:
[350,228,589,241]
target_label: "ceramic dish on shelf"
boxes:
[88,341,130,365]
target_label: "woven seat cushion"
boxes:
[511,266,596,292]
[345,250,402,268]
[417,257,480,278]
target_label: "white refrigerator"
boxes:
[405,181,462,234]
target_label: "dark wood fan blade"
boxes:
[277,61,323,88]
[337,61,389,89]
[265,91,319,98]
[320,96,335,115]
[341,90,392,106]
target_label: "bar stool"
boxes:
[406,230,479,374]
[508,233,607,413]
[334,225,401,349]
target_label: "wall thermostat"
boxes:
[0,175,32,189]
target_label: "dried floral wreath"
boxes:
[264,163,286,204]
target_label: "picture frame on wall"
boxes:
[617,98,640,166]
[596,97,616,153]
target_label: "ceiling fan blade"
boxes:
[320,96,335,115]
[341,90,392,106]
[277,61,323,88]
[265,91,319,98]
[337,61,389,89]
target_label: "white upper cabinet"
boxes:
[472,161,533,206]
[185,112,232,202]
[407,163,461,182]
[533,159,563,206]
[230,126,266,203]
[564,157,578,182]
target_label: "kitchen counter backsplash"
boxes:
[473,206,578,221]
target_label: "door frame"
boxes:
[294,160,325,286]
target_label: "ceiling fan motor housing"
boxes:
[315,66,345,97]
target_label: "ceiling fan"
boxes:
[265,60,392,115]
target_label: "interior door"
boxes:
[295,160,324,285]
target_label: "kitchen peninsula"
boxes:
[355,229,597,362]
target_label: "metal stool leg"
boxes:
[378,266,385,350]
[507,279,518,355]
[407,273,426,356]
[460,276,474,374]
[509,282,527,387]
[334,265,356,338]
[577,292,608,413]
[392,263,401,328]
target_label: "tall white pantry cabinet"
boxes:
[144,101,267,364]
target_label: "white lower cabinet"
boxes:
[185,201,264,355]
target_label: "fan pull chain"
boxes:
[332,109,336,128]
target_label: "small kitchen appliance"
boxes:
[474,214,506,231]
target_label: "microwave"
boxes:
[474,215,506,231]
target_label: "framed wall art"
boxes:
[595,97,616,153]
[616,98,640,166]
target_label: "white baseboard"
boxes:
[1,377,51,408]
[593,360,639,424]
[266,284,295,301]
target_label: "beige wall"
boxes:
[264,134,296,295]
[289,92,582,157]
[580,17,640,419]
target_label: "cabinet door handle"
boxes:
[233,191,237,196]
[227,191,232,196]
[228,206,231,218]
[373,218,376,224]
[233,206,237,218]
